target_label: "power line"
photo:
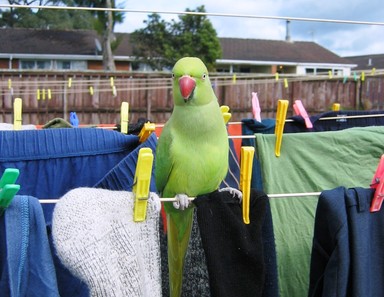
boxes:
[0,4,384,27]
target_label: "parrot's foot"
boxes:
[219,187,243,203]
[173,194,192,210]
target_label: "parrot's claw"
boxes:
[173,194,192,210]
[219,187,243,203]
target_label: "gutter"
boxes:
[216,59,357,68]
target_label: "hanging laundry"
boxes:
[0,195,59,297]
[309,187,384,297]
[255,126,384,297]
[194,189,278,297]
[52,188,162,297]
[284,110,384,133]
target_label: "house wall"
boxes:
[0,58,19,69]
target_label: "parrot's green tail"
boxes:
[166,206,194,297]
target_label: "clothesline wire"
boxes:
[1,4,384,27]
[2,73,368,94]
[38,191,322,204]
[156,113,384,128]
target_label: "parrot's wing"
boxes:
[155,125,174,195]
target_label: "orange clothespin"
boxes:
[138,122,156,143]
[332,103,340,111]
[120,102,129,134]
[133,148,154,222]
[13,98,22,131]
[251,92,261,122]
[220,105,232,124]
[274,99,289,157]
[370,154,384,212]
[240,146,254,224]
[293,100,313,129]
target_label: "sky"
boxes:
[0,0,382,57]
[114,0,384,57]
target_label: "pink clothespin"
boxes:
[370,154,384,212]
[251,92,261,122]
[293,100,313,129]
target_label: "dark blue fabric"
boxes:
[220,139,241,189]
[0,128,159,297]
[0,213,9,295]
[241,119,275,190]
[284,110,384,133]
[0,128,141,224]
[309,187,384,297]
[0,195,59,297]
[95,132,158,191]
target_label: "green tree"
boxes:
[0,0,94,29]
[0,0,125,70]
[130,13,173,70]
[170,6,222,70]
[131,5,222,71]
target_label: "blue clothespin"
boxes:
[0,168,20,216]
[70,112,79,127]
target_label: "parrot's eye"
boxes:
[172,73,175,79]
[202,73,207,80]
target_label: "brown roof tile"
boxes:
[0,28,352,65]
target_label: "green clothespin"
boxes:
[0,168,20,216]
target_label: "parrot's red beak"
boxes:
[179,75,196,102]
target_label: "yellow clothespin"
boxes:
[220,105,232,124]
[284,78,288,88]
[371,68,376,75]
[36,89,40,101]
[133,148,154,222]
[8,79,12,89]
[274,99,289,157]
[13,98,22,131]
[138,122,156,143]
[110,77,117,96]
[48,89,52,100]
[332,103,340,111]
[361,71,365,82]
[240,146,254,224]
[89,86,94,95]
[120,102,129,134]
[328,70,333,79]
[232,74,237,84]
[275,72,279,81]
[68,77,72,88]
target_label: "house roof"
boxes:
[219,37,353,65]
[0,28,99,55]
[0,28,353,65]
[343,54,384,70]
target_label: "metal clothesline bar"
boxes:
[1,4,384,27]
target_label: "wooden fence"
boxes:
[1,70,383,126]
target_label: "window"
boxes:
[20,60,87,70]
[57,61,71,70]
[20,60,37,69]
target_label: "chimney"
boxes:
[285,20,291,42]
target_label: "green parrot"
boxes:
[155,57,229,297]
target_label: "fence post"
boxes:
[63,75,68,121]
